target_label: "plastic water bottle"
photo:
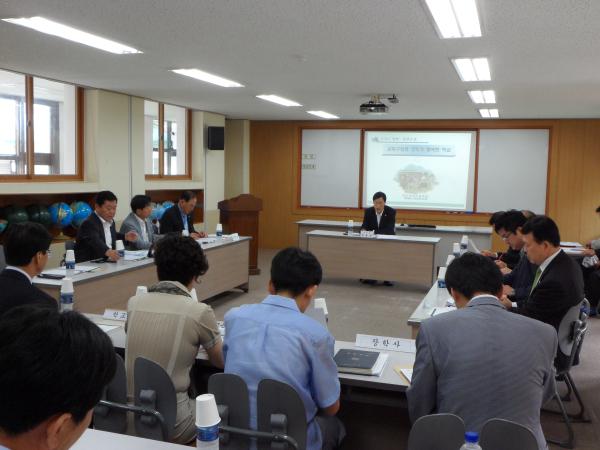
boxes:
[216,223,223,238]
[459,431,482,450]
[196,394,220,449]
[60,278,74,312]
[347,220,354,236]
[65,249,75,270]
[460,235,469,255]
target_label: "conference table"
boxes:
[306,229,439,287]
[407,281,451,339]
[34,237,251,314]
[297,219,492,273]
[88,307,413,404]
[72,429,189,449]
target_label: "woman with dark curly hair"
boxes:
[125,233,223,444]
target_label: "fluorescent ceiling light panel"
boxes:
[256,95,302,107]
[172,69,243,87]
[452,57,491,81]
[425,0,482,38]
[479,108,499,118]
[307,111,339,119]
[468,90,496,104]
[2,16,142,54]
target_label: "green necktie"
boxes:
[530,267,542,295]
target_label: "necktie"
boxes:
[530,267,542,295]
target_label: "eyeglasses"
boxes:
[500,231,513,241]
[44,249,52,256]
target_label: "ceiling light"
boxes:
[468,90,496,104]
[307,111,339,119]
[479,108,499,118]
[2,16,142,54]
[171,69,243,88]
[452,57,491,81]
[256,95,302,107]
[425,0,482,38]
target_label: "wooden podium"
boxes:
[218,194,262,275]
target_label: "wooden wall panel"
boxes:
[250,119,600,249]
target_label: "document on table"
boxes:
[41,265,99,276]
[430,306,456,317]
[394,365,413,383]
[124,250,147,261]
[97,324,119,333]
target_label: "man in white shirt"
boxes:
[120,194,155,250]
[74,191,138,262]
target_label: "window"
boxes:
[144,100,190,178]
[0,69,82,180]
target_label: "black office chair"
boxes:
[545,299,590,449]
[209,374,305,450]
[93,355,174,441]
[480,418,538,450]
[0,244,5,272]
[407,413,465,450]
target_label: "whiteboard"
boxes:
[301,129,361,207]
[476,129,549,213]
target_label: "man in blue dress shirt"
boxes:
[224,247,344,450]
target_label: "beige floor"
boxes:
[209,249,600,450]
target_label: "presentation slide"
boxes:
[363,131,477,211]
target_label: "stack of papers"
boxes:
[42,265,99,276]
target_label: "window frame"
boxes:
[144,102,192,180]
[0,72,84,182]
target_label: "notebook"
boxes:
[334,349,388,376]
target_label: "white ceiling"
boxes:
[1,0,600,120]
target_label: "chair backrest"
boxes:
[0,245,6,272]
[480,418,538,450]
[208,373,251,450]
[257,379,307,450]
[556,299,588,372]
[407,413,465,450]
[133,357,177,441]
[93,354,128,433]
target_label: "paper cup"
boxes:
[116,240,125,251]
[61,277,74,294]
[195,394,220,428]
[452,242,460,255]
[65,249,75,262]
[135,286,148,296]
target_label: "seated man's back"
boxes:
[408,253,557,450]
[225,297,339,450]
[224,247,342,450]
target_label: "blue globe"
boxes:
[150,203,165,221]
[162,200,175,211]
[70,201,92,228]
[49,202,73,229]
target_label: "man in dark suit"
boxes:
[74,191,138,262]
[360,191,396,285]
[496,210,537,304]
[408,253,556,450]
[500,215,584,331]
[361,191,396,235]
[0,222,57,316]
[159,190,206,238]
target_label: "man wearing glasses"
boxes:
[494,210,537,305]
[0,222,57,316]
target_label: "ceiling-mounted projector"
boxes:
[360,95,389,115]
